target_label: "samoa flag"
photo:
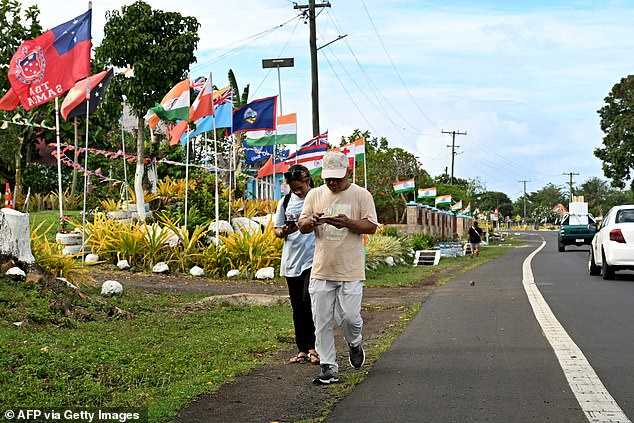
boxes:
[8,9,91,111]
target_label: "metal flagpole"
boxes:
[184,127,191,230]
[54,98,64,218]
[81,77,91,263]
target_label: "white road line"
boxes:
[522,239,631,423]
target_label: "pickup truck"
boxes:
[557,202,597,252]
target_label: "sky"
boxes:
[21,0,634,200]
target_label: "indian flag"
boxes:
[146,80,190,129]
[392,178,415,193]
[451,200,463,211]
[435,194,452,205]
[246,113,297,146]
[418,187,437,198]
[461,203,471,214]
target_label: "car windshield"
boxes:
[615,209,634,223]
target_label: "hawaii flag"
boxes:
[246,113,297,146]
[435,194,452,205]
[146,80,190,128]
[418,187,437,198]
[451,200,463,211]
[392,178,415,193]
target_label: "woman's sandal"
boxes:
[308,352,320,365]
[289,353,309,364]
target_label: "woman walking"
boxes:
[274,164,319,364]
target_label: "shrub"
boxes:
[365,234,410,269]
[410,233,438,250]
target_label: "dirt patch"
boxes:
[84,265,462,423]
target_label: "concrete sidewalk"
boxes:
[327,242,586,422]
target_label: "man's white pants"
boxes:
[309,279,363,372]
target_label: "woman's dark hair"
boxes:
[283,164,314,187]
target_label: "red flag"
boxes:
[190,74,213,122]
[61,68,113,120]
[0,88,20,111]
[8,9,91,111]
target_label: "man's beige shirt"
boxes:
[301,183,378,281]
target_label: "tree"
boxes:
[595,75,634,190]
[578,177,610,216]
[95,1,199,219]
[477,191,513,219]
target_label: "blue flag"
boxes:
[243,141,273,165]
[180,101,232,144]
[232,96,277,134]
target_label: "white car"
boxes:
[588,204,634,279]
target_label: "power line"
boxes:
[442,130,467,184]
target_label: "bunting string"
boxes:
[1,114,55,130]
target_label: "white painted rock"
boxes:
[227,269,240,279]
[208,220,234,234]
[251,214,273,227]
[57,277,77,290]
[190,266,205,277]
[85,253,99,263]
[384,256,395,266]
[232,217,261,234]
[101,280,123,296]
[6,266,26,277]
[117,260,130,270]
[255,267,275,280]
[152,262,169,273]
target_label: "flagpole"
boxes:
[352,143,356,183]
[213,119,219,239]
[54,98,64,218]
[184,127,190,230]
[81,77,91,262]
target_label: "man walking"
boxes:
[468,220,484,258]
[298,151,379,385]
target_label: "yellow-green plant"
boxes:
[99,198,123,212]
[30,222,91,284]
[204,222,283,277]
[156,176,194,201]
[84,213,145,265]
[138,223,172,267]
[160,219,209,272]
[365,233,411,269]
[126,186,159,205]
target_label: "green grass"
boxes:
[0,280,294,422]
[365,238,520,287]
[28,210,83,242]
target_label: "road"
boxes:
[327,231,634,422]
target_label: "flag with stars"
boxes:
[8,9,92,111]
[61,68,113,120]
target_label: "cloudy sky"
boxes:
[22,0,634,199]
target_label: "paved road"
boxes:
[327,232,633,422]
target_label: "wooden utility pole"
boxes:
[294,1,331,137]
[441,130,467,184]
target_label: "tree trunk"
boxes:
[134,116,146,221]
[0,208,35,264]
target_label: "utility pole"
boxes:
[294,1,331,137]
[441,130,467,184]
[562,171,579,202]
[518,180,530,220]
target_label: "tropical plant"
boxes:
[204,223,283,278]
[365,234,411,269]
[30,222,91,284]
[159,217,209,272]
[409,233,438,251]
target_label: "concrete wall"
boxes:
[402,204,472,240]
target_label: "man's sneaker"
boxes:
[349,342,365,369]
[312,364,339,385]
